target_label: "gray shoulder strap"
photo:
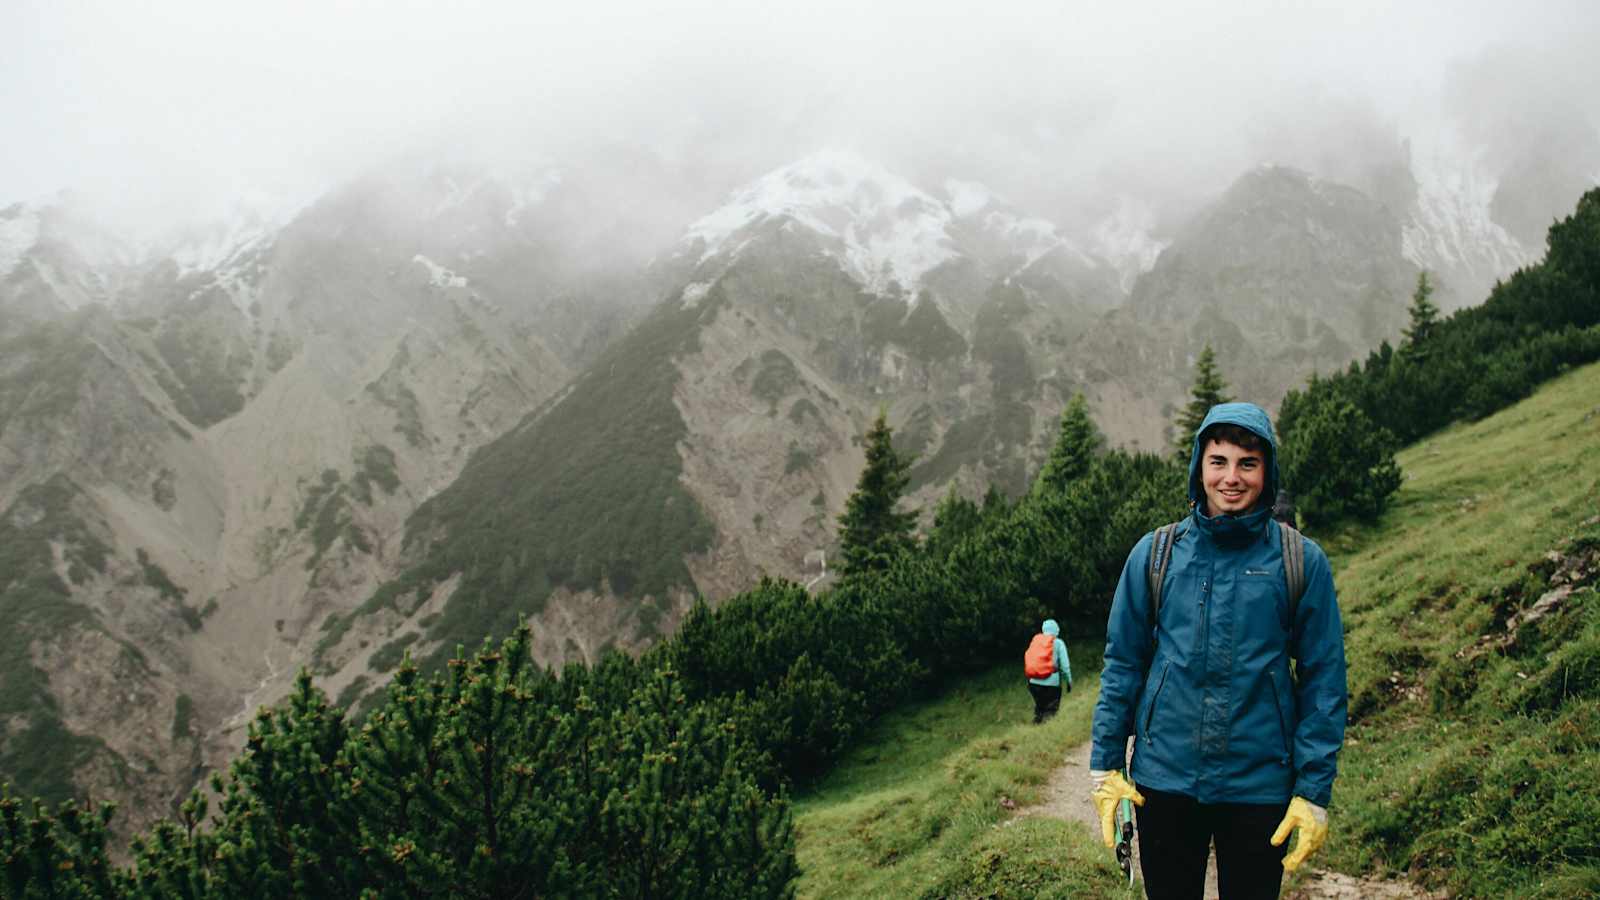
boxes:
[1277,519,1307,625]
[1146,521,1184,624]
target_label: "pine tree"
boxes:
[1035,392,1102,495]
[1279,392,1403,526]
[980,484,1011,521]
[1402,270,1440,354]
[1172,344,1232,464]
[925,485,982,560]
[837,411,917,578]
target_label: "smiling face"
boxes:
[1200,437,1266,516]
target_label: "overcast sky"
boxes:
[5,0,1598,231]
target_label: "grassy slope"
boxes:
[1318,360,1600,897]
[797,361,1600,898]
[793,643,1136,900]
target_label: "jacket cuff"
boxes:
[1294,780,1332,809]
[1089,746,1125,771]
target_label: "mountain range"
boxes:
[0,136,1586,839]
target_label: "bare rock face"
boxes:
[37,626,191,840]
[0,164,649,841]
[1109,166,1419,439]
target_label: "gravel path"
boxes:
[1021,741,1443,899]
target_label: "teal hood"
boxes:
[1187,401,1280,514]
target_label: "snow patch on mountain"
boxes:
[680,281,713,308]
[1087,198,1168,293]
[0,204,40,276]
[1402,132,1532,294]
[994,210,1098,273]
[412,254,468,288]
[171,218,276,276]
[684,149,956,297]
[945,178,1101,273]
[944,179,993,218]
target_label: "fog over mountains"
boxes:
[3,0,1598,845]
[4,119,1594,836]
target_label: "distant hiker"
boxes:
[1089,403,1348,898]
[1271,489,1297,527]
[1024,618,1072,724]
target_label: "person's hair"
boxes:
[1197,423,1267,455]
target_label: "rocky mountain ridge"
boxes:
[0,162,657,839]
[0,141,1582,843]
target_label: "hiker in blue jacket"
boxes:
[1026,619,1073,723]
[1088,402,1348,899]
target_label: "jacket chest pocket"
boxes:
[1236,568,1292,640]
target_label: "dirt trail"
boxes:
[1021,741,1443,899]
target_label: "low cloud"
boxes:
[4,0,1597,236]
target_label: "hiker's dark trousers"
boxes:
[1027,683,1060,723]
[1136,786,1289,900]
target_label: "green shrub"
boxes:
[898,296,967,362]
[787,397,820,424]
[4,632,797,898]
[136,548,185,603]
[352,444,400,504]
[171,694,194,741]
[0,477,114,805]
[334,675,370,711]
[150,304,251,427]
[784,444,814,474]
[368,632,420,673]
[750,349,801,412]
[1279,390,1403,526]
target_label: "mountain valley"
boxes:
[0,138,1584,839]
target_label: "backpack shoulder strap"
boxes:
[1276,519,1307,627]
[1145,520,1186,628]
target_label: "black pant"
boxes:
[1027,682,1061,723]
[1136,786,1288,900]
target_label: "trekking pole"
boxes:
[1114,769,1135,888]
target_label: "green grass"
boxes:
[1312,360,1600,897]
[793,645,1136,899]
[797,362,1600,898]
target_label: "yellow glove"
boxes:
[1089,770,1145,848]
[1270,796,1328,871]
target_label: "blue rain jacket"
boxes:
[1028,619,1073,688]
[1090,403,1348,807]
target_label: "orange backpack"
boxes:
[1024,633,1056,679]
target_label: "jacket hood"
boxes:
[1187,402,1280,513]
[1042,619,1060,636]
